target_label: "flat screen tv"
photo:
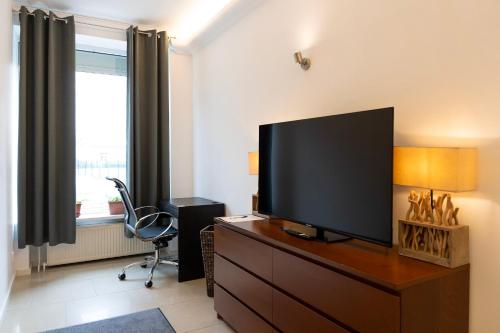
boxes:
[258,107,394,247]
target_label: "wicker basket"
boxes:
[200,224,214,297]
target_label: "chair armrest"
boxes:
[134,206,160,225]
[135,212,175,241]
[134,206,159,214]
[135,211,173,231]
[154,219,176,240]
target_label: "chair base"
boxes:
[118,246,178,288]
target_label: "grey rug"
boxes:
[42,308,175,333]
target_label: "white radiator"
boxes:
[46,223,155,266]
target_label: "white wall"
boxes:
[192,0,500,332]
[0,0,14,321]
[170,52,194,198]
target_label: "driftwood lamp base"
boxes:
[399,190,469,268]
[398,219,469,268]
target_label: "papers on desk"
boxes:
[219,215,265,223]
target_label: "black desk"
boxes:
[160,197,225,282]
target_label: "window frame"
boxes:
[74,37,128,224]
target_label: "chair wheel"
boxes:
[118,273,126,280]
[145,280,153,288]
[141,263,148,268]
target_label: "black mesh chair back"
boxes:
[106,177,137,235]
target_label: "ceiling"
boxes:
[14,0,259,50]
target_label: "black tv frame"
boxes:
[258,107,394,247]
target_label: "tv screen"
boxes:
[258,107,393,247]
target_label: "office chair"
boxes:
[106,177,178,288]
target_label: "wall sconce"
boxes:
[294,51,311,70]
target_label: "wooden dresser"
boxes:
[213,218,469,333]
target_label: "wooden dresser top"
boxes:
[215,217,469,291]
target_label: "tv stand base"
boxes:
[282,227,351,243]
[282,227,315,240]
[316,228,351,243]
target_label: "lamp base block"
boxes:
[398,219,469,268]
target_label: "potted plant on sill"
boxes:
[108,196,125,215]
[75,200,82,218]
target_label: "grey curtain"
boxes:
[18,7,76,248]
[127,27,170,214]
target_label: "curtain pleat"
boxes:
[126,26,170,237]
[18,6,76,248]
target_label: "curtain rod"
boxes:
[11,8,176,41]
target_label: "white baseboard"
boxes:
[15,268,31,277]
[0,272,16,327]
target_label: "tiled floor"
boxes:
[0,256,234,333]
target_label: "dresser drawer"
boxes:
[273,249,400,333]
[215,285,274,333]
[214,225,273,281]
[273,289,349,333]
[214,254,273,321]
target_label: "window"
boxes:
[12,23,129,220]
[75,47,127,218]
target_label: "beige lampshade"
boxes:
[248,151,259,175]
[394,147,477,192]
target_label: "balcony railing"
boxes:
[76,158,126,217]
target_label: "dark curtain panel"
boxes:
[18,7,76,248]
[127,26,170,222]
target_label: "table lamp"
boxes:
[394,147,476,267]
[394,147,477,225]
[248,151,259,212]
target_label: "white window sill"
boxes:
[76,214,124,227]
